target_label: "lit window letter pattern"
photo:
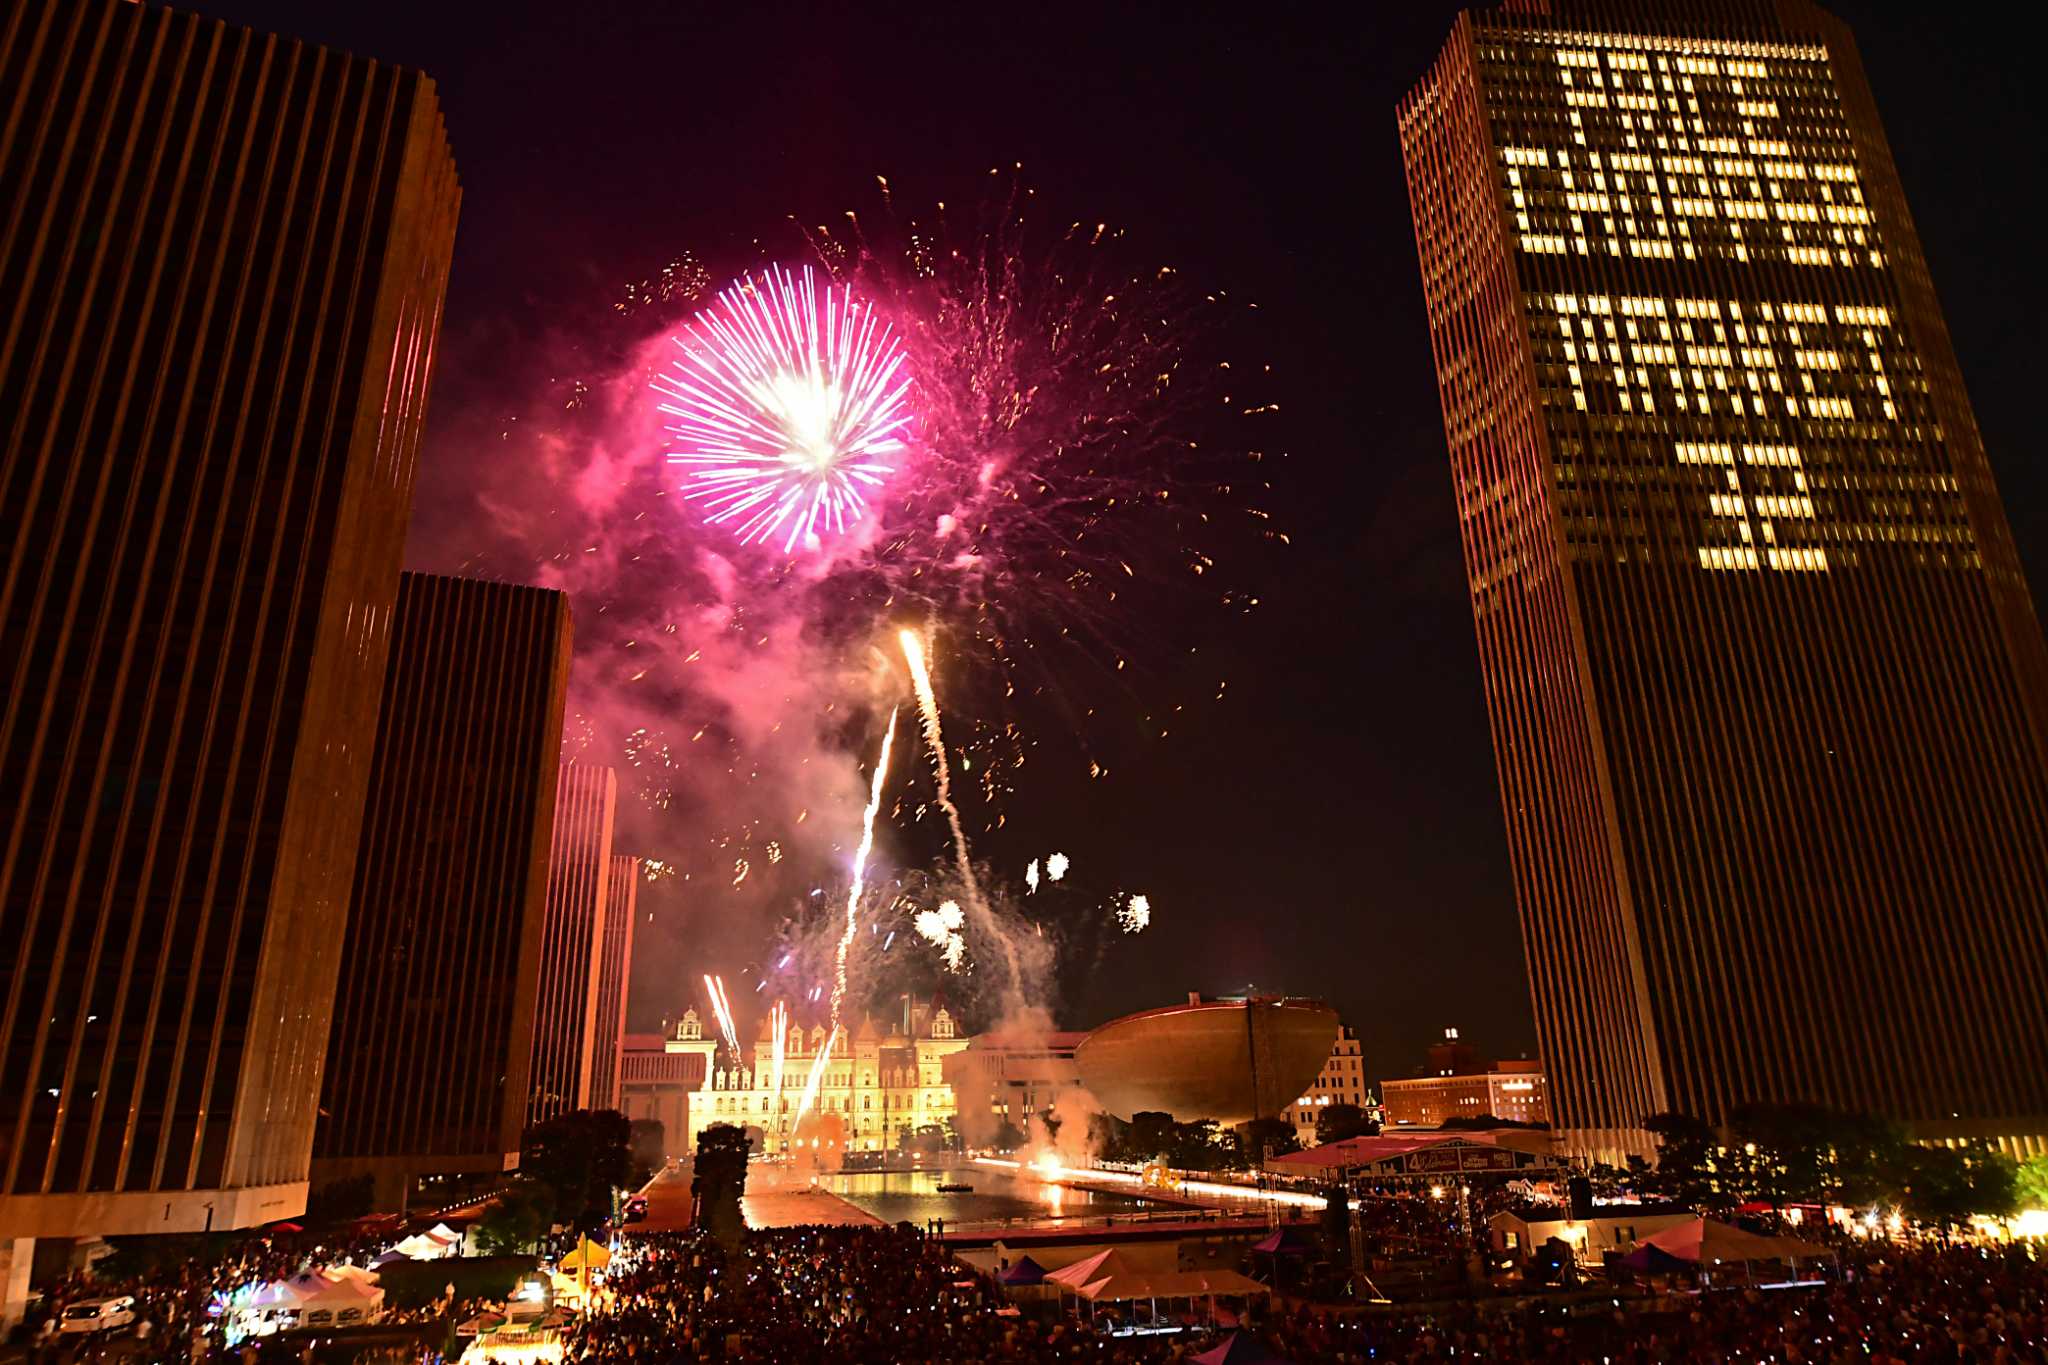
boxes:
[1400,1,2048,1163]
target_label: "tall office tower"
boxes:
[526,766,618,1126]
[586,856,640,1112]
[0,0,459,1253]
[313,574,572,1208]
[1400,1,2048,1159]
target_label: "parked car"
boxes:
[59,1296,137,1334]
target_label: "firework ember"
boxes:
[1118,893,1151,934]
[913,900,967,972]
[655,263,911,553]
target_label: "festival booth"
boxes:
[391,1229,457,1260]
[1047,1250,1269,1336]
[226,1277,318,1339]
[297,1273,387,1329]
[995,1254,1053,1304]
[1632,1218,1834,1288]
[554,1236,613,1306]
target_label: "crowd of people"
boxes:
[13,1194,2048,1362]
[557,1223,2048,1365]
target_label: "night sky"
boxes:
[190,1,2045,1089]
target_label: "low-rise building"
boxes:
[620,1033,706,1161]
[1281,1024,1369,1145]
[1489,1206,1697,1266]
[1381,1029,1549,1128]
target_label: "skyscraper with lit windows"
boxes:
[1400,0,2048,1159]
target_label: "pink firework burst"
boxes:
[655,264,912,552]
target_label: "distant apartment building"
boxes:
[1382,1030,1548,1128]
[526,766,618,1125]
[586,856,640,1112]
[1283,1025,1370,1145]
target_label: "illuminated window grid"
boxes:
[1400,0,2048,1163]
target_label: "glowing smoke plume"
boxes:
[655,264,911,552]
[833,709,897,1033]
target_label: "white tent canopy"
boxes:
[392,1232,453,1260]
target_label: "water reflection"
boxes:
[819,1164,1156,1227]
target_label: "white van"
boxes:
[59,1295,137,1334]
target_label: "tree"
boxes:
[1127,1112,1179,1163]
[1166,1119,1231,1172]
[692,1123,751,1248]
[1234,1118,1300,1166]
[1897,1142,2016,1232]
[1087,1112,1130,1162]
[476,1181,555,1255]
[1644,1111,1720,1209]
[898,1124,950,1156]
[1438,1113,1546,1131]
[1315,1104,1378,1145]
[2017,1153,2048,1212]
[627,1119,667,1187]
[521,1109,632,1232]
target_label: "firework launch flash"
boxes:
[655,264,911,552]
[769,1000,789,1094]
[832,709,897,1033]
[794,1024,840,1125]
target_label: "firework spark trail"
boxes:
[654,264,912,553]
[899,629,1022,994]
[703,974,743,1057]
[769,1000,789,1094]
[794,1024,840,1125]
[832,710,897,1034]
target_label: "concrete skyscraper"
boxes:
[314,574,572,1208]
[1401,0,2048,1158]
[0,0,459,1260]
[586,855,640,1113]
[526,765,618,1126]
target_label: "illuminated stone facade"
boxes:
[1401,1,2048,1160]
[1283,1025,1370,1145]
[673,999,968,1155]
